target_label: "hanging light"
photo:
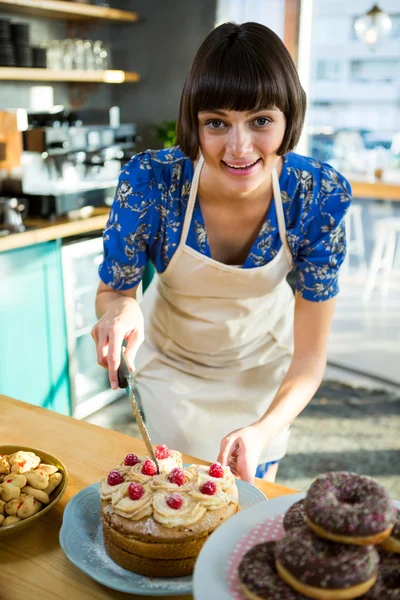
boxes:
[354,4,392,46]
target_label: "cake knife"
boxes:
[117,347,160,474]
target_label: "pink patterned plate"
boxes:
[193,492,304,600]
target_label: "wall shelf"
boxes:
[0,0,138,22]
[0,67,140,83]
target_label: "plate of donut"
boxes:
[193,477,400,600]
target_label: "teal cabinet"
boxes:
[0,241,71,415]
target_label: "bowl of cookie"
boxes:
[0,445,68,537]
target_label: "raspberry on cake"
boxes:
[166,493,184,510]
[100,449,239,578]
[200,481,217,495]
[209,463,224,478]
[107,471,124,486]
[155,445,170,460]
[168,468,185,486]
[124,454,140,467]
[128,483,145,501]
[141,460,157,476]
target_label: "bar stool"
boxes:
[342,204,366,275]
[363,217,400,300]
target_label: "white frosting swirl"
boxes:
[124,461,158,484]
[149,469,195,493]
[157,450,183,474]
[113,463,137,476]
[100,476,125,501]
[111,482,153,520]
[152,491,206,528]
[189,472,231,510]
[187,464,235,492]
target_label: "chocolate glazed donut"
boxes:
[238,541,308,599]
[275,525,379,600]
[361,552,400,599]
[305,472,397,545]
[380,509,400,554]
[283,499,306,532]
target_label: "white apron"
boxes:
[134,156,295,464]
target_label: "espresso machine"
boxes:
[0,106,140,219]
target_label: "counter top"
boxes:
[0,207,110,252]
[347,177,400,201]
[0,395,297,599]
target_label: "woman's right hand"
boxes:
[91,295,144,390]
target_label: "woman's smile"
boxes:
[221,157,262,177]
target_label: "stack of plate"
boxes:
[0,19,16,67]
[11,22,32,68]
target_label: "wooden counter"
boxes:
[0,395,297,600]
[0,207,110,253]
[349,178,400,201]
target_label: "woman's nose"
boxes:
[225,126,253,156]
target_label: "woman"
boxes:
[92,22,351,484]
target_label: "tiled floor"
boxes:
[329,276,400,387]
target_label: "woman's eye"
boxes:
[254,117,271,127]
[206,119,225,129]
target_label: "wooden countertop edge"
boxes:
[0,210,109,252]
[349,180,400,201]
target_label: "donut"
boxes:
[305,472,396,545]
[238,540,308,599]
[275,525,379,600]
[361,551,400,599]
[380,509,400,554]
[283,499,306,531]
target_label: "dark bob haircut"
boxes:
[176,22,306,161]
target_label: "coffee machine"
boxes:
[0,106,140,219]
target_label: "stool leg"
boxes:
[381,232,396,296]
[363,231,386,302]
[342,213,352,275]
[354,210,366,270]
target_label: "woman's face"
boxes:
[198,108,286,196]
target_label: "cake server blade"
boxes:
[117,347,160,474]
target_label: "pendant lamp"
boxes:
[354,3,392,46]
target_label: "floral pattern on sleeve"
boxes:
[289,162,351,301]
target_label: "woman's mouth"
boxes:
[222,158,261,176]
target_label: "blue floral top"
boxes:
[99,147,351,301]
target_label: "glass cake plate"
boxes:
[59,478,267,596]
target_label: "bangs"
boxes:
[176,22,306,161]
[193,45,289,115]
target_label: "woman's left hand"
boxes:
[217,423,266,484]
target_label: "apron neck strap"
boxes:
[180,154,204,247]
[272,168,293,266]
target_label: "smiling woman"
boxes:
[92,22,352,486]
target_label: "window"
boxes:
[316,60,342,81]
